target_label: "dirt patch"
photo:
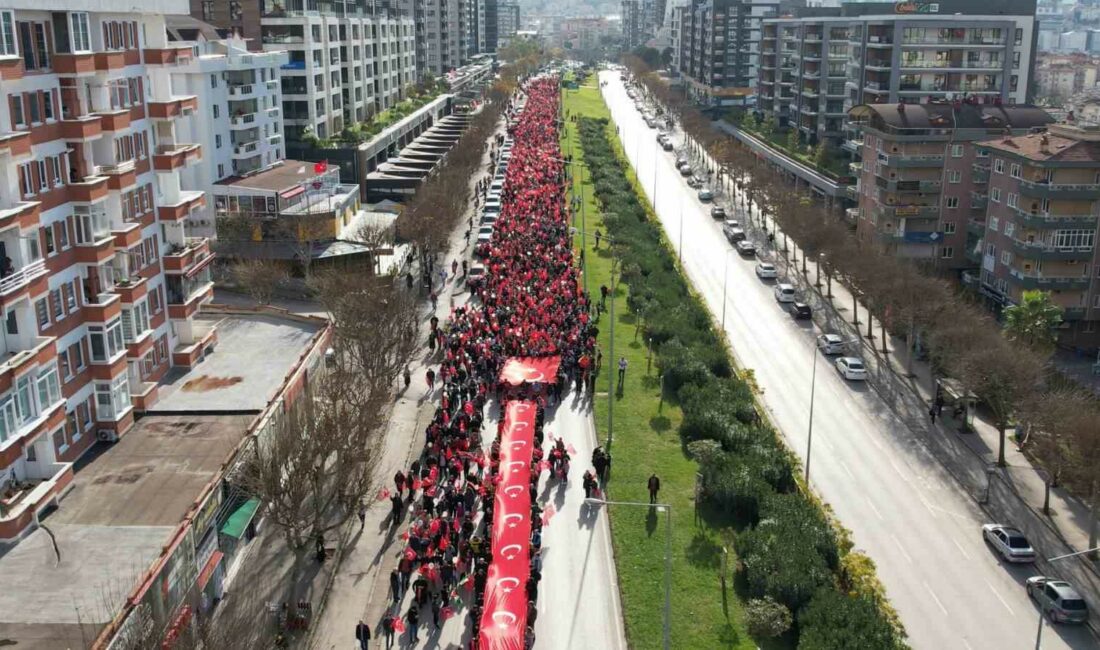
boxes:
[181,375,243,392]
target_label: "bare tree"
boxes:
[232,259,289,306]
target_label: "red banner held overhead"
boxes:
[478,400,536,650]
[498,356,561,386]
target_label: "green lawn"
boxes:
[562,79,760,650]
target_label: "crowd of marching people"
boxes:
[375,75,600,649]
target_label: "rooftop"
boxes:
[215,160,332,193]
[152,312,323,413]
[0,414,249,648]
[850,102,1055,132]
[981,128,1100,162]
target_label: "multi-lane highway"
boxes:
[599,69,1095,650]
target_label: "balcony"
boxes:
[52,53,96,75]
[970,191,988,209]
[163,238,214,275]
[60,115,103,141]
[0,131,32,158]
[153,144,202,172]
[880,178,942,192]
[0,259,48,302]
[967,218,986,236]
[880,204,940,218]
[971,163,989,183]
[0,201,38,232]
[67,176,109,203]
[1007,270,1092,291]
[1013,207,1099,229]
[230,113,258,129]
[94,51,127,72]
[229,84,260,99]
[97,109,132,132]
[96,160,137,191]
[0,461,74,542]
[143,46,195,67]
[878,152,944,168]
[167,270,214,321]
[158,190,206,223]
[1018,179,1100,200]
[1062,307,1087,321]
[1010,238,1094,261]
[147,96,198,120]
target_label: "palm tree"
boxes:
[1003,290,1063,354]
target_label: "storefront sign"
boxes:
[895,2,940,13]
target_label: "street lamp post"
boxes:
[805,336,858,483]
[721,249,736,332]
[586,498,672,650]
[1034,546,1100,649]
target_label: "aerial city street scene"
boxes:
[3,0,1100,648]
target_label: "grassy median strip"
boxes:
[562,80,758,650]
[562,78,906,650]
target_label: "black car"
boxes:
[679,165,694,177]
[790,302,812,319]
[661,140,674,151]
[710,206,727,219]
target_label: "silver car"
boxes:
[1027,576,1089,624]
[982,524,1036,563]
[816,334,847,355]
[755,262,778,279]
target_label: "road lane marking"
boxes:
[887,456,910,482]
[951,537,971,560]
[916,492,939,520]
[923,581,948,615]
[864,496,885,522]
[839,460,856,480]
[987,581,1015,616]
[891,534,914,564]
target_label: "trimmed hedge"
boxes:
[577,116,904,649]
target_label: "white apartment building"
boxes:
[260,2,417,144]
[161,23,288,240]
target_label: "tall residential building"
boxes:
[498,1,521,48]
[675,0,778,109]
[469,0,499,56]
[849,102,1053,268]
[401,0,468,77]
[976,123,1100,347]
[0,0,219,541]
[259,1,417,144]
[757,0,1038,148]
[622,0,643,50]
[190,0,265,49]
[162,20,289,230]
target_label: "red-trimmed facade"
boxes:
[0,4,216,542]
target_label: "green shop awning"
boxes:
[220,498,260,539]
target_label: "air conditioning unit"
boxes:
[96,429,119,443]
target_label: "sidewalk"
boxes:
[306,122,504,650]
[681,127,1100,623]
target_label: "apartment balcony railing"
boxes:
[1013,206,1100,229]
[1018,178,1100,200]
[878,152,944,167]
[231,113,257,128]
[1007,270,1092,291]
[1010,238,1094,261]
[0,259,47,298]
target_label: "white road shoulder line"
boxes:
[986,581,1015,616]
[923,580,949,616]
[891,534,914,564]
[951,536,972,560]
[864,496,885,522]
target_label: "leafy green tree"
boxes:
[761,114,777,137]
[798,589,901,650]
[813,142,830,169]
[786,128,800,152]
[740,111,760,132]
[1003,289,1063,353]
[745,597,792,638]
[631,45,661,69]
[660,47,673,67]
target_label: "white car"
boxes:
[982,524,1036,563]
[816,334,847,355]
[755,262,777,279]
[835,357,867,381]
[774,283,796,303]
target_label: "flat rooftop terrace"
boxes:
[153,312,322,413]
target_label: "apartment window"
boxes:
[1009,163,1021,179]
[217,163,225,178]
[943,222,956,235]
[1053,229,1095,249]
[1013,52,1021,70]
[19,163,36,195]
[50,288,63,319]
[94,374,129,420]
[0,11,16,56]
[1001,250,1012,265]
[945,196,959,209]
[215,134,222,149]
[1015,28,1023,46]
[42,91,53,120]
[70,13,91,53]
[230,1,243,20]
[1005,222,1015,237]
[213,104,219,119]
[88,319,124,362]
[202,1,215,21]
[950,144,964,158]
[28,93,40,123]
[18,22,50,71]
[990,187,1001,202]
[36,367,60,410]
[72,341,84,371]
[940,246,953,259]
[1007,193,1018,208]
[48,156,62,187]
[11,95,24,127]
[989,216,999,231]
[993,158,1004,174]
[78,400,90,429]
[35,298,48,328]
[211,73,217,89]
[948,170,961,183]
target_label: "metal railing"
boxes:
[0,259,47,296]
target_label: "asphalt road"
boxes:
[599,69,1096,650]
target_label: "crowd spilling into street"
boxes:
[369,75,599,649]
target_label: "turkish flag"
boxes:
[314,160,328,174]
